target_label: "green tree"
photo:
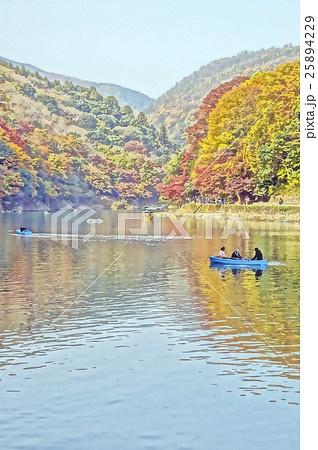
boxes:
[157,125,168,146]
[0,141,14,160]
[78,113,97,130]
[133,112,149,131]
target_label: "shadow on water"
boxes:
[210,263,266,280]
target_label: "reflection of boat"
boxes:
[16,229,32,236]
[212,265,265,279]
[209,256,267,268]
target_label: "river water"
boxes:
[0,211,300,449]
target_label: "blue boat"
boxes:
[16,229,32,236]
[209,256,267,268]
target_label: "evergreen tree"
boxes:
[157,125,168,146]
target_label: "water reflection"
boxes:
[210,265,265,280]
[0,212,300,449]
[0,213,300,374]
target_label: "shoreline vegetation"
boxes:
[163,201,300,223]
[1,202,300,224]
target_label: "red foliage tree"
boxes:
[124,140,150,156]
[16,121,35,136]
[187,77,249,149]
[0,120,30,155]
[194,155,255,201]
[159,77,249,201]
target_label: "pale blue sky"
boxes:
[1,0,299,98]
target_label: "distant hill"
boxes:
[145,45,300,146]
[0,61,176,211]
[0,56,153,112]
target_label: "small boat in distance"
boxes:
[16,229,32,236]
[209,256,267,267]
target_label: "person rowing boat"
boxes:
[16,226,32,235]
[251,248,263,260]
[231,247,243,259]
[216,246,264,261]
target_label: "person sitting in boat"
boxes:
[218,247,228,258]
[20,225,27,232]
[231,247,243,259]
[251,248,263,260]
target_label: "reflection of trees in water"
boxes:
[0,237,127,355]
[180,246,299,375]
[0,236,188,369]
[0,216,300,378]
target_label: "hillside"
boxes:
[0,50,300,211]
[0,61,175,211]
[146,45,300,146]
[160,61,300,202]
[0,56,153,112]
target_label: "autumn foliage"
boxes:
[160,61,300,202]
[0,56,300,209]
[0,61,166,209]
[159,77,250,200]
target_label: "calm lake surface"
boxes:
[0,212,300,449]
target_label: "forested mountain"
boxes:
[146,46,299,145]
[160,61,300,202]
[0,60,175,211]
[0,56,153,112]
[0,48,300,211]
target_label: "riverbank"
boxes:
[0,200,300,223]
[163,202,300,223]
